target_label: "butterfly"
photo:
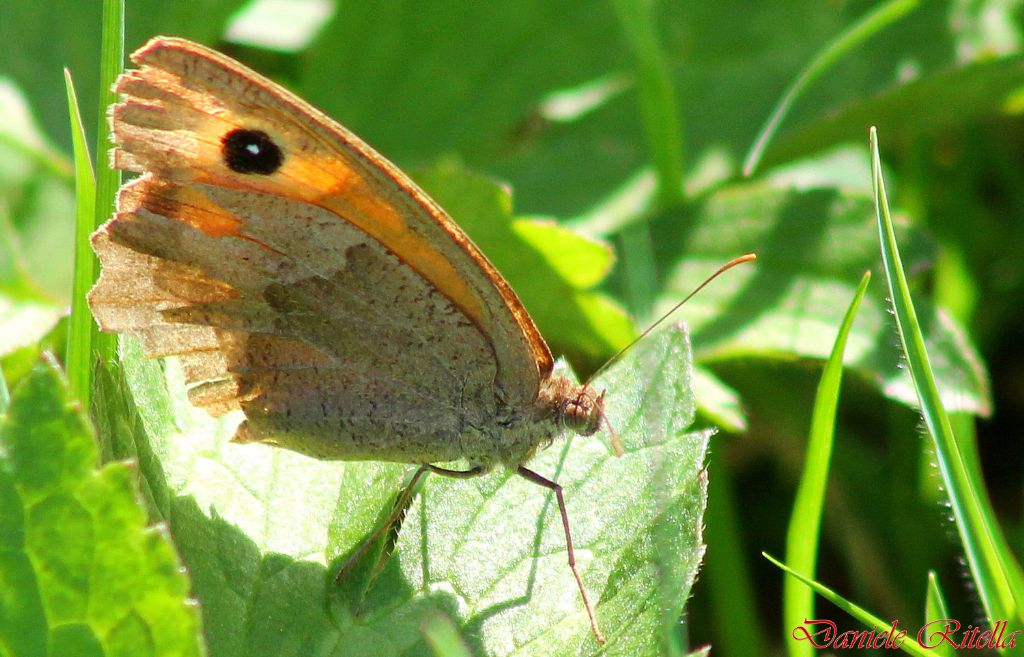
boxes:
[88,36,613,643]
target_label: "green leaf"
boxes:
[0,319,67,398]
[0,356,205,657]
[691,366,746,433]
[649,179,991,416]
[103,323,707,657]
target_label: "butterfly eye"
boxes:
[221,128,284,175]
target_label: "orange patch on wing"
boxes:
[157,185,244,237]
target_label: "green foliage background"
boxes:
[1,1,1023,656]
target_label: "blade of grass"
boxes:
[943,410,1022,592]
[870,127,1022,624]
[742,0,920,177]
[92,0,125,363]
[944,411,1024,601]
[610,0,680,321]
[924,572,954,657]
[764,553,932,657]
[611,0,684,208]
[64,70,97,409]
[784,270,871,657]
[705,449,768,657]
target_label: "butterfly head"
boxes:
[558,384,604,437]
[540,376,622,455]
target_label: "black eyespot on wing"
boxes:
[221,129,284,175]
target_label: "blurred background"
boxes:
[1,1,1022,655]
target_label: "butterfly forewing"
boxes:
[105,37,550,411]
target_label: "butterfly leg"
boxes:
[335,463,487,584]
[517,465,605,645]
[423,463,487,479]
[335,464,430,583]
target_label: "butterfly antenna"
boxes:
[584,253,757,388]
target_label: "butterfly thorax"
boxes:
[443,375,602,469]
[487,375,604,466]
